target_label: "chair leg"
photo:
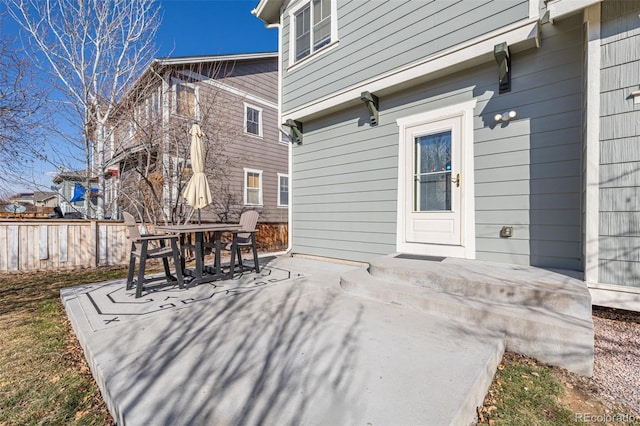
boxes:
[228,237,237,278]
[171,239,184,288]
[161,257,171,281]
[127,243,136,290]
[136,241,148,298]
[159,239,172,281]
[237,245,243,269]
[251,235,260,273]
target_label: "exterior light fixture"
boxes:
[494,42,511,94]
[631,86,640,104]
[284,119,303,145]
[494,110,517,122]
[360,91,379,126]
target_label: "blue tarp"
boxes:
[70,183,98,203]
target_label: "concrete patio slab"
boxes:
[62,256,505,426]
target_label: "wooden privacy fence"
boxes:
[0,220,289,273]
[0,220,129,273]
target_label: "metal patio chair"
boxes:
[123,212,184,298]
[226,210,260,274]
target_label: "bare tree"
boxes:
[4,0,161,218]
[0,27,48,191]
[111,60,248,226]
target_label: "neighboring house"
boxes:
[255,0,640,310]
[34,191,58,209]
[52,171,98,217]
[8,192,35,206]
[105,53,288,242]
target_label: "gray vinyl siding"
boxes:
[281,0,529,113]
[292,106,398,262]
[598,1,640,287]
[474,14,583,270]
[292,12,585,268]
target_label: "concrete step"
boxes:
[341,266,594,376]
[370,255,592,320]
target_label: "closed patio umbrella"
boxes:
[183,123,212,223]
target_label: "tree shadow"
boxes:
[91,266,364,425]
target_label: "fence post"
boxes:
[90,220,98,267]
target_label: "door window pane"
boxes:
[414,131,452,211]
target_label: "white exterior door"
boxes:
[397,100,476,259]
[404,116,462,245]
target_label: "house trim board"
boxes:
[583,4,600,284]
[529,0,541,19]
[282,18,540,122]
[588,282,640,312]
[178,70,278,110]
[548,0,602,22]
[396,100,477,259]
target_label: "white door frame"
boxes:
[396,100,477,259]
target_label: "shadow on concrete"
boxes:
[95,262,365,425]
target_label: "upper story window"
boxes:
[291,0,336,65]
[174,81,198,119]
[245,103,263,137]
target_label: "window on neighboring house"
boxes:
[175,82,197,119]
[245,104,262,137]
[293,0,334,63]
[134,101,145,125]
[278,174,289,207]
[150,88,161,119]
[244,168,263,205]
[128,121,135,139]
[280,128,290,144]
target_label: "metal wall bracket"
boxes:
[284,119,303,145]
[494,42,511,94]
[360,91,379,126]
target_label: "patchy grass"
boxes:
[478,351,640,425]
[478,352,576,425]
[0,267,129,425]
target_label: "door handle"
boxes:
[452,173,460,187]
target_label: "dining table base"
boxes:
[155,223,243,288]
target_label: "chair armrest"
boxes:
[130,234,180,242]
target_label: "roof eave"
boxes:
[252,0,285,26]
[154,52,278,67]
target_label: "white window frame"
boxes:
[277,173,289,207]
[172,79,199,120]
[288,0,338,68]
[244,168,263,206]
[244,103,263,137]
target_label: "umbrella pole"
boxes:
[198,209,201,224]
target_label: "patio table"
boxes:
[156,223,242,286]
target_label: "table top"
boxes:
[156,223,242,233]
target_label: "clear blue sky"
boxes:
[158,0,277,57]
[1,0,278,193]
